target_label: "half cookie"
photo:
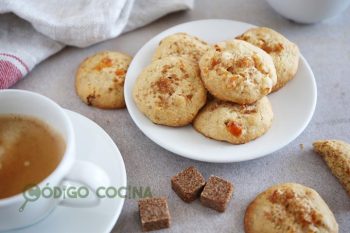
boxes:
[313,139,350,196]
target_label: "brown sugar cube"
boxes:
[200,175,234,212]
[138,197,171,232]
[171,166,206,202]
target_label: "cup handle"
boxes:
[58,160,110,207]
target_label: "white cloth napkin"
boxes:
[0,0,194,89]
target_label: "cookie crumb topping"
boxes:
[267,188,324,229]
[261,42,284,54]
[154,77,174,94]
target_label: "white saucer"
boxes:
[7,110,127,233]
[125,19,317,163]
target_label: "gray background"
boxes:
[14,0,350,232]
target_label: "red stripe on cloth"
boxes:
[0,60,23,89]
[0,53,30,73]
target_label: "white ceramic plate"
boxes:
[9,110,127,233]
[125,19,317,163]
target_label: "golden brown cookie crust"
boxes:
[313,140,350,196]
[199,39,277,104]
[152,32,210,62]
[133,56,207,127]
[236,27,300,92]
[193,96,273,144]
[244,183,338,233]
[75,51,132,109]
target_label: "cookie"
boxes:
[313,140,350,196]
[199,39,277,104]
[236,27,300,92]
[193,97,273,144]
[75,51,132,109]
[152,32,210,62]
[133,56,207,127]
[245,183,338,233]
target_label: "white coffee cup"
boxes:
[0,89,110,231]
[265,0,350,23]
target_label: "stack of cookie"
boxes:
[133,28,300,144]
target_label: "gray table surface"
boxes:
[14,0,350,232]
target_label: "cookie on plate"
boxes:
[244,183,338,233]
[313,139,350,196]
[152,32,210,62]
[193,96,273,144]
[75,51,132,109]
[133,56,207,127]
[236,27,300,92]
[199,39,277,104]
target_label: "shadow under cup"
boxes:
[0,90,75,231]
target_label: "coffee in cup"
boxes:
[0,114,65,199]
